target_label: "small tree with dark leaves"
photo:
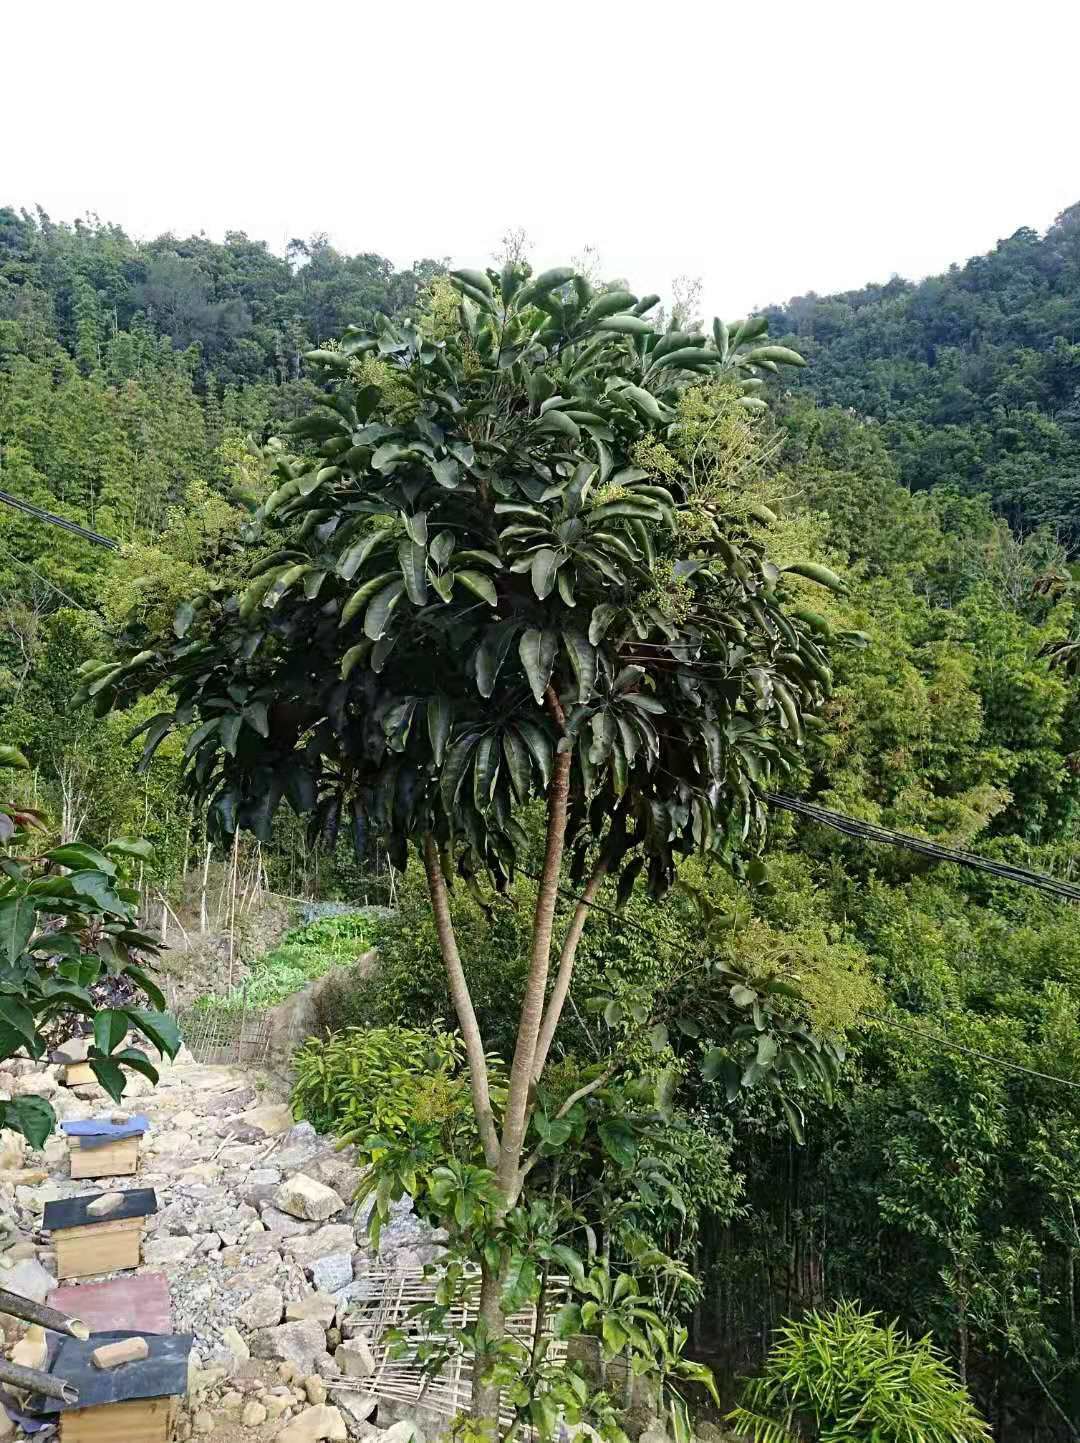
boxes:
[0,746,179,1147]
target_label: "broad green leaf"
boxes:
[451,268,494,299]
[561,631,596,704]
[530,548,563,601]
[516,722,553,789]
[741,344,807,368]
[341,643,370,679]
[111,1046,160,1087]
[595,314,655,336]
[124,964,167,1012]
[431,456,461,489]
[64,871,124,913]
[0,896,35,966]
[502,730,532,803]
[337,530,387,581]
[427,696,452,765]
[455,571,497,607]
[598,1118,637,1169]
[104,838,155,864]
[94,1008,130,1056]
[173,601,195,638]
[536,409,580,441]
[584,290,637,321]
[588,604,619,645]
[519,629,551,704]
[0,996,36,1044]
[340,571,398,628]
[2,1096,55,1149]
[90,1057,127,1104]
[363,580,406,640]
[701,1047,726,1081]
[398,539,428,606]
[475,622,521,698]
[782,561,847,594]
[125,1008,181,1060]
[472,735,499,811]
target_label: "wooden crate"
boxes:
[60,1394,176,1442]
[69,1137,140,1180]
[54,1216,144,1280]
[61,1063,96,1088]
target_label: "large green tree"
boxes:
[88,263,845,1426]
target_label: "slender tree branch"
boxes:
[422,834,500,1168]
[532,856,609,1082]
[517,1065,618,1184]
[497,686,572,1201]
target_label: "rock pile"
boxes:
[0,1050,439,1441]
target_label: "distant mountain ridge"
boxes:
[766,203,1080,545]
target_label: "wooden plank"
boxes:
[70,1138,139,1181]
[60,1394,172,1442]
[61,1063,96,1088]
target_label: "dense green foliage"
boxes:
[0,208,436,890]
[292,1023,471,1139]
[728,1302,989,1443]
[769,203,1080,545]
[0,749,179,1144]
[2,203,1080,1436]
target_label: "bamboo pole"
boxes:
[0,1289,89,1340]
[0,1356,78,1404]
[199,839,212,933]
[227,829,240,991]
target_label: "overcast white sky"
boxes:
[6,0,1079,318]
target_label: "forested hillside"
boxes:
[768,203,1080,545]
[1,205,1080,1438]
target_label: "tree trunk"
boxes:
[472,1260,507,1424]
[422,835,499,1168]
[532,858,608,1081]
[497,691,572,1203]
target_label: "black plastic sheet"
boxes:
[28,1331,191,1416]
[43,1189,157,1232]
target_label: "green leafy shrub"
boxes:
[291,1023,469,1138]
[197,911,374,1013]
[728,1301,989,1443]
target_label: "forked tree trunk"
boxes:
[419,692,608,1426]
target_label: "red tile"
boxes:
[48,1272,172,1336]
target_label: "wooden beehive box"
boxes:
[44,1191,157,1280]
[31,1330,191,1443]
[62,1117,149,1180]
[60,1062,97,1088]
[69,1135,140,1180]
[60,1394,176,1442]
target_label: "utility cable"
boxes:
[516,870,1080,1095]
[0,490,118,550]
[767,792,1080,902]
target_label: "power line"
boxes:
[0,537,105,620]
[0,490,118,550]
[865,1011,1080,1091]
[768,792,1080,903]
[518,866,1080,1096]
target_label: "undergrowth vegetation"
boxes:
[728,1302,990,1443]
[196,911,376,1013]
